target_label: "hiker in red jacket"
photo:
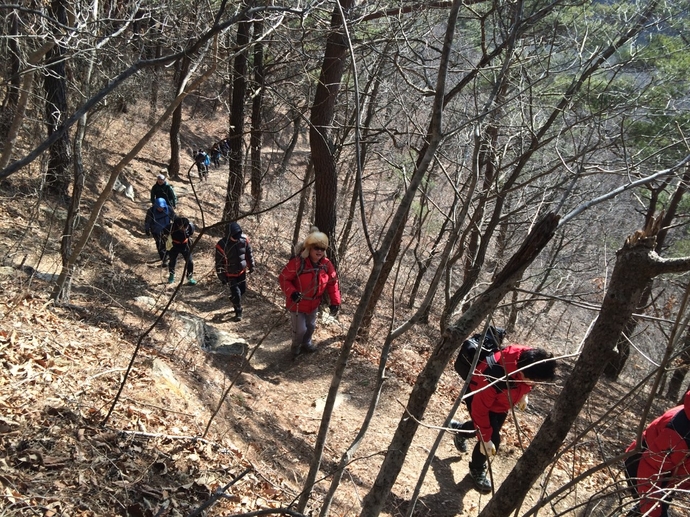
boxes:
[624,390,690,516]
[279,227,340,357]
[451,344,557,493]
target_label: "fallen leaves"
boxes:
[0,289,289,516]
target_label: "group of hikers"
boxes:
[193,139,230,180]
[143,173,687,516]
[144,174,340,338]
[449,327,689,516]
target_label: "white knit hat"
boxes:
[300,226,328,258]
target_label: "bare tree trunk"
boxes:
[604,171,689,378]
[0,42,54,170]
[1,10,21,138]
[43,0,72,198]
[148,45,162,126]
[168,56,190,180]
[276,112,301,177]
[223,14,250,221]
[309,0,356,267]
[292,160,314,252]
[250,17,264,205]
[58,14,97,300]
[479,217,690,517]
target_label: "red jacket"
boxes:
[279,256,341,313]
[626,391,690,517]
[468,345,534,442]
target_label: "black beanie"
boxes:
[228,221,242,238]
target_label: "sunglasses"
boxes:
[313,246,326,252]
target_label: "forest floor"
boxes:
[0,104,670,517]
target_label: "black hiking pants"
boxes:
[462,396,507,470]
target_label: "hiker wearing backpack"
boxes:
[167,216,197,285]
[150,172,177,208]
[220,138,230,157]
[215,222,255,322]
[210,143,222,167]
[144,198,175,266]
[279,227,341,357]
[450,343,557,493]
[624,389,690,517]
[194,149,209,181]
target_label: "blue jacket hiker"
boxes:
[168,216,197,285]
[215,221,255,321]
[144,198,175,265]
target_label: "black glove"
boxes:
[145,229,151,236]
[291,292,302,302]
[329,305,339,316]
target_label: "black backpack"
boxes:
[454,326,507,380]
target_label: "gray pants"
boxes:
[291,310,317,348]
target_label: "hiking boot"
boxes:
[167,273,175,284]
[450,420,467,453]
[469,464,492,494]
[233,307,243,322]
[291,343,302,358]
[302,342,317,353]
[187,277,197,285]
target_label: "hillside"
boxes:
[0,105,671,517]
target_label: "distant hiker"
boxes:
[220,138,230,157]
[167,216,197,285]
[194,149,209,181]
[210,143,222,167]
[450,344,557,493]
[150,172,177,208]
[144,198,175,266]
[624,389,690,517]
[215,221,255,322]
[279,227,341,357]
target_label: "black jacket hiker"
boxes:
[214,221,255,321]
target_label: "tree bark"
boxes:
[250,17,264,205]
[604,171,689,378]
[309,0,356,266]
[58,9,97,300]
[223,14,250,221]
[0,42,54,170]
[292,161,314,252]
[168,56,190,180]
[43,0,72,198]
[1,10,21,137]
